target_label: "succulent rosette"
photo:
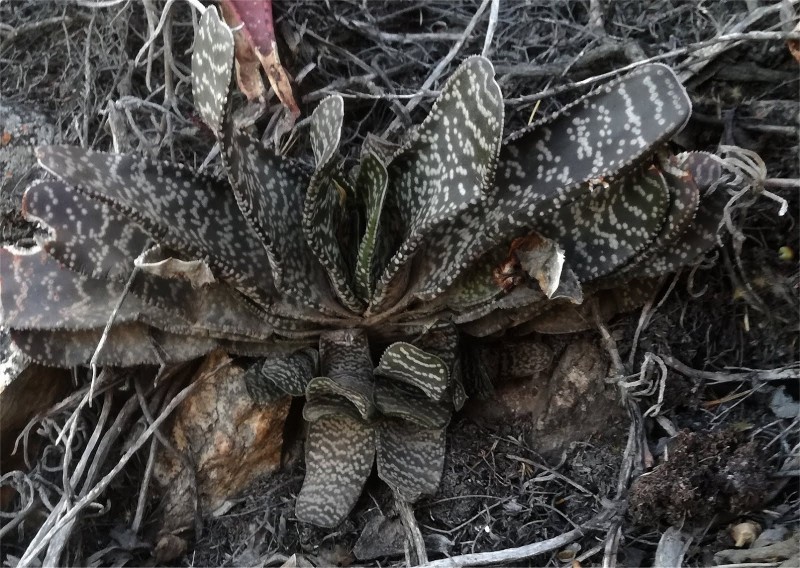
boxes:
[0,6,744,527]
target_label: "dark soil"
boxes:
[1,0,798,567]
[629,429,771,527]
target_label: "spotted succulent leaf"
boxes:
[408,64,691,303]
[373,379,451,429]
[376,419,446,502]
[22,181,273,340]
[1,247,161,330]
[306,376,375,420]
[442,251,506,312]
[224,130,348,315]
[36,147,275,306]
[305,329,376,419]
[353,148,389,302]
[130,247,275,341]
[245,347,318,403]
[191,7,235,135]
[457,288,551,337]
[295,414,375,528]
[302,392,365,423]
[369,56,503,313]
[608,153,701,282]
[536,164,670,282]
[23,179,150,281]
[628,152,728,278]
[375,342,449,402]
[303,95,362,311]
[411,324,462,396]
[9,324,218,367]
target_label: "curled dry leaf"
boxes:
[219,0,300,119]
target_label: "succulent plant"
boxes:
[0,7,742,527]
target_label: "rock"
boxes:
[714,533,800,565]
[153,350,290,553]
[465,339,555,421]
[467,336,619,455]
[529,337,616,453]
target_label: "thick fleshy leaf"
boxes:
[306,375,374,420]
[9,324,217,367]
[192,6,235,135]
[353,148,389,302]
[437,251,506,313]
[0,247,161,330]
[1,245,276,344]
[604,153,701,284]
[409,63,692,303]
[23,180,274,339]
[36,146,275,306]
[375,342,449,402]
[536,164,670,282]
[305,329,375,419]
[303,96,361,311]
[296,414,375,528]
[373,379,451,429]
[133,249,275,341]
[23,179,150,281]
[224,130,347,315]
[376,419,446,502]
[369,56,503,312]
[629,152,727,278]
[245,347,318,403]
[302,392,365,423]
[458,288,551,337]
[413,323,459,374]
[677,151,725,190]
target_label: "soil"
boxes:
[0,1,798,567]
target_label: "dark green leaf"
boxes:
[36,146,275,307]
[296,414,375,528]
[373,379,451,429]
[303,95,362,311]
[376,419,446,502]
[535,164,670,282]
[408,64,692,303]
[191,7,234,135]
[369,56,503,313]
[375,342,449,402]
[353,148,389,302]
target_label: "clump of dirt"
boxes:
[628,429,771,527]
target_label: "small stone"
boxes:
[731,521,761,548]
